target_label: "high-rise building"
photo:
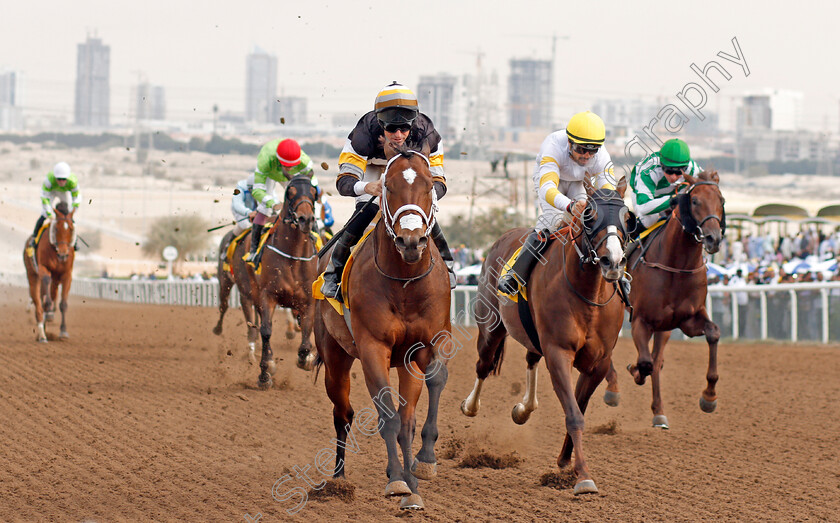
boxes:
[276,96,307,125]
[507,58,552,130]
[737,89,803,132]
[246,48,278,124]
[417,74,457,137]
[0,70,22,130]
[136,82,166,121]
[74,35,110,127]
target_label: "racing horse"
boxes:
[314,144,451,511]
[213,230,261,359]
[23,202,76,342]
[461,184,629,495]
[247,175,320,387]
[604,170,724,429]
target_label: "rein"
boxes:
[264,177,317,262]
[561,229,617,307]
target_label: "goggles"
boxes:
[571,142,600,155]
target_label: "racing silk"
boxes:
[630,152,703,222]
[533,131,616,212]
[337,111,446,203]
[231,175,258,218]
[40,171,81,216]
[252,139,319,209]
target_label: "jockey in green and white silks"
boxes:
[245,138,320,264]
[31,162,80,242]
[629,138,703,231]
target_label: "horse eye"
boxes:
[691,197,699,205]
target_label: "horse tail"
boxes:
[312,353,324,383]
[489,337,507,376]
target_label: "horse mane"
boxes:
[697,169,719,182]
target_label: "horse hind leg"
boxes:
[461,324,507,417]
[627,320,654,385]
[213,273,234,335]
[28,273,47,343]
[295,305,316,371]
[603,360,621,407]
[323,335,355,479]
[396,364,425,510]
[257,294,279,389]
[413,358,448,481]
[43,275,55,322]
[511,351,542,425]
[285,308,297,340]
[681,312,720,413]
[650,331,672,429]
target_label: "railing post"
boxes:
[790,289,798,343]
[759,291,767,340]
[821,289,829,344]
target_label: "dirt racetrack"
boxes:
[1,284,839,522]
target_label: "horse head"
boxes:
[282,175,318,235]
[579,182,628,281]
[50,202,75,261]
[676,170,725,254]
[381,144,436,264]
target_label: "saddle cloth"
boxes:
[312,219,379,316]
[224,228,251,273]
[496,225,574,303]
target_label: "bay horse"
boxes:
[314,145,451,511]
[461,184,628,495]
[213,230,261,360]
[247,175,319,388]
[23,202,76,342]
[604,170,724,429]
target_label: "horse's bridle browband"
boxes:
[381,151,437,241]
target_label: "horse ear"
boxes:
[384,139,400,161]
[583,176,595,197]
[420,142,431,158]
[615,176,628,198]
[683,173,696,185]
[708,170,720,184]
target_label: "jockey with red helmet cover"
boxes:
[245,138,320,264]
[320,82,456,301]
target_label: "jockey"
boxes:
[497,111,629,296]
[315,188,335,235]
[30,162,80,247]
[320,82,455,301]
[230,174,266,235]
[245,138,320,264]
[629,138,703,235]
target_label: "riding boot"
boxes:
[246,223,264,267]
[320,231,361,302]
[430,222,456,289]
[32,215,46,239]
[619,274,632,300]
[497,230,550,295]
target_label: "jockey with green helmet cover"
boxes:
[30,162,80,245]
[320,81,456,302]
[245,138,320,264]
[497,111,630,296]
[629,138,703,233]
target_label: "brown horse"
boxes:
[604,170,724,429]
[213,230,261,360]
[23,202,76,342]
[247,175,320,388]
[461,185,629,495]
[314,146,451,511]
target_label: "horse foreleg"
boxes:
[413,358,448,481]
[603,359,621,407]
[285,308,297,340]
[257,293,278,389]
[511,351,542,425]
[357,341,412,500]
[628,320,654,385]
[58,272,72,339]
[544,346,598,495]
[27,272,47,343]
[650,331,672,428]
[45,275,57,322]
[396,364,425,510]
[322,334,355,479]
[559,357,611,472]
[213,274,233,336]
[681,310,721,413]
[295,303,315,370]
[461,325,507,417]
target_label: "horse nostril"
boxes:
[395,237,406,249]
[418,237,428,249]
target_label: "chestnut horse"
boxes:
[314,146,451,511]
[23,202,76,342]
[247,175,319,388]
[604,170,724,429]
[461,185,628,495]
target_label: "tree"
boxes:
[442,207,531,256]
[142,214,212,262]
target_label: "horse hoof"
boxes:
[297,352,316,371]
[603,390,620,407]
[384,480,412,498]
[460,399,479,417]
[267,360,277,376]
[699,397,717,413]
[511,403,532,425]
[411,458,437,480]
[38,337,48,344]
[399,493,424,510]
[45,313,54,323]
[652,415,670,429]
[212,325,222,336]
[59,330,69,339]
[637,360,653,377]
[573,479,599,495]
[258,376,272,390]
[285,331,296,340]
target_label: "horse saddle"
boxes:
[224,228,252,273]
[626,218,668,271]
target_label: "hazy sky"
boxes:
[1,1,838,130]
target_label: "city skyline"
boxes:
[1,1,838,133]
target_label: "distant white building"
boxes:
[74,35,110,127]
[276,96,306,126]
[417,73,457,138]
[0,69,23,131]
[246,48,278,124]
[136,82,166,121]
[507,58,552,130]
[738,89,803,132]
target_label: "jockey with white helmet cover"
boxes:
[30,162,80,246]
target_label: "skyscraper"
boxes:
[417,74,457,137]
[507,58,552,130]
[0,70,22,131]
[74,35,110,127]
[276,96,307,125]
[136,82,166,121]
[246,48,278,124]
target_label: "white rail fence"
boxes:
[4,274,840,343]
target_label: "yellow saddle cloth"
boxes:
[223,228,252,273]
[639,219,665,240]
[497,246,528,303]
[26,222,50,258]
[312,223,377,316]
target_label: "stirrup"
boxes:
[497,274,522,295]
[321,275,342,302]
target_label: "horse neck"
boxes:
[560,235,607,298]
[655,214,704,268]
[374,221,432,281]
[269,217,311,255]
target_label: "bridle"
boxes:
[570,192,628,266]
[675,181,726,244]
[282,176,317,229]
[49,211,75,260]
[380,151,437,242]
